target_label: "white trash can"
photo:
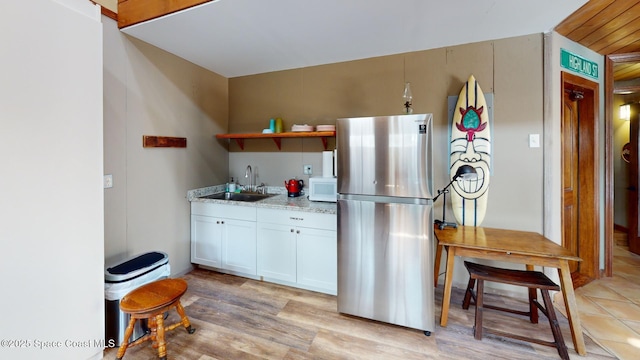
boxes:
[104,251,170,346]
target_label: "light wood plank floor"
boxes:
[104,268,614,360]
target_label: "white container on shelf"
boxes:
[291,124,314,132]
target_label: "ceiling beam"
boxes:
[118,0,212,28]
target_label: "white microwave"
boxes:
[308,177,337,202]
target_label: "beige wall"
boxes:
[228,34,545,234]
[103,16,229,275]
[614,93,639,227]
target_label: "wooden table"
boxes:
[434,226,586,355]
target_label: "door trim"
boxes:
[605,52,640,277]
[561,71,600,283]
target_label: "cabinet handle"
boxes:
[221,221,224,224]
[290,229,294,233]
[216,221,220,224]
[296,230,300,234]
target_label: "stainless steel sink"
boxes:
[199,192,276,202]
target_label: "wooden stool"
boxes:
[462,261,569,360]
[116,278,196,360]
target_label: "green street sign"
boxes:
[560,49,599,79]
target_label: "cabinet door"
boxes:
[222,219,257,275]
[257,222,296,282]
[191,215,222,268]
[297,227,337,294]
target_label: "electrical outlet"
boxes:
[303,165,312,175]
[104,174,113,188]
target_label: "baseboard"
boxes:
[614,223,628,232]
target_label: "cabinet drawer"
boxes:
[191,202,257,221]
[257,208,336,231]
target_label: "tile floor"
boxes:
[556,231,640,360]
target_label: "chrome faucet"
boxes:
[245,165,253,192]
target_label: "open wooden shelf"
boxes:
[216,131,335,150]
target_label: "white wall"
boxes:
[103,17,229,275]
[0,1,104,359]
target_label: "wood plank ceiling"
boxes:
[555,0,640,81]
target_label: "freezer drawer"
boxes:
[337,198,434,332]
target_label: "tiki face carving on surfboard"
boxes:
[450,75,491,226]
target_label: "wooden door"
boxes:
[560,71,600,287]
[562,89,580,272]
[628,103,640,255]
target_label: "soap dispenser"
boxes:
[228,177,236,192]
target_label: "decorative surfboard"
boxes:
[449,75,491,226]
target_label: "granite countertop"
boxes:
[187,185,337,215]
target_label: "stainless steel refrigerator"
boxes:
[336,114,435,334]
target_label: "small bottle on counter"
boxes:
[228,177,236,192]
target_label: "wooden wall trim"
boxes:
[118,0,213,28]
[614,223,628,233]
[101,5,117,21]
[607,52,640,63]
[142,136,187,148]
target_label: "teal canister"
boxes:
[269,118,275,132]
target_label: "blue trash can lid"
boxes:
[105,251,168,283]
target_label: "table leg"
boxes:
[558,260,586,355]
[525,264,539,323]
[434,243,443,287]
[440,246,456,327]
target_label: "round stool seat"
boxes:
[116,278,194,360]
[120,278,188,315]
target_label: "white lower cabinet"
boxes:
[191,202,257,276]
[257,208,337,295]
[256,222,297,282]
[296,226,337,292]
[191,214,223,268]
[190,202,337,294]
